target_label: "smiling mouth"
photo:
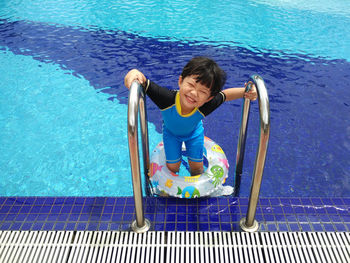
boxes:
[185,95,196,104]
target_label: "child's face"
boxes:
[178,75,213,112]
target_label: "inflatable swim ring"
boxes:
[148,136,233,198]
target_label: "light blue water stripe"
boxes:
[0,49,162,196]
[1,0,349,61]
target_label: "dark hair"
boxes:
[181,57,227,96]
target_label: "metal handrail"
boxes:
[127,81,150,233]
[236,75,270,232]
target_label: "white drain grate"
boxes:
[0,231,349,262]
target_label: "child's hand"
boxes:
[124,69,147,89]
[244,82,257,101]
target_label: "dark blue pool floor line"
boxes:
[1,196,349,232]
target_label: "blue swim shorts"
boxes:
[163,126,204,164]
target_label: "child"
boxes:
[124,57,257,176]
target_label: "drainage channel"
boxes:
[0,231,349,262]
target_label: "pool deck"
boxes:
[0,196,349,232]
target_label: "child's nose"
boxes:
[190,88,198,97]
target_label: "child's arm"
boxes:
[223,82,257,101]
[124,69,147,89]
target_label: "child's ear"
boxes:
[205,96,214,103]
[178,76,183,86]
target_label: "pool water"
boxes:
[0,0,349,197]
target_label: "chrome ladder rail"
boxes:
[236,75,270,232]
[127,81,151,233]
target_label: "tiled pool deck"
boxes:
[0,197,349,232]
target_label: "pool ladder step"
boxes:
[0,231,349,262]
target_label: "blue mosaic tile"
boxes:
[177,206,186,213]
[282,206,293,214]
[177,223,186,231]
[5,214,16,221]
[0,206,11,213]
[32,222,44,231]
[154,223,164,231]
[115,198,126,205]
[238,198,249,206]
[0,223,11,230]
[259,198,270,206]
[218,198,228,206]
[21,222,33,230]
[9,206,21,213]
[166,205,177,213]
[300,198,313,205]
[264,214,275,222]
[66,223,76,230]
[210,223,221,231]
[47,213,59,221]
[289,223,301,231]
[311,198,323,205]
[274,214,286,222]
[76,223,87,231]
[266,223,277,231]
[99,222,109,231]
[126,198,134,205]
[55,223,66,231]
[44,198,55,205]
[0,197,6,205]
[312,223,324,231]
[177,213,186,222]
[323,223,336,231]
[278,223,289,231]
[307,214,319,222]
[12,222,23,230]
[165,223,175,231]
[316,207,327,214]
[209,214,220,223]
[87,222,99,231]
[300,223,312,231]
[220,214,231,222]
[230,213,241,222]
[343,198,350,205]
[110,223,120,230]
[74,198,85,205]
[100,214,112,221]
[259,223,267,231]
[330,215,342,222]
[166,214,176,222]
[334,223,347,231]
[280,198,291,206]
[199,223,209,231]
[1,196,349,232]
[221,223,232,231]
[294,207,305,214]
[155,213,165,222]
[228,197,239,205]
[124,206,135,213]
[37,214,48,221]
[342,215,350,223]
[114,206,123,213]
[111,214,122,221]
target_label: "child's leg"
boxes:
[166,161,181,173]
[185,131,205,176]
[188,160,204,176]
[163,127,182,173]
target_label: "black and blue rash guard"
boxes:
[144,79,226,137]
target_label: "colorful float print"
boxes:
[149,137,232,198]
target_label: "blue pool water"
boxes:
[0,0,349,197]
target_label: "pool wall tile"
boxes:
[0,196,349,232]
